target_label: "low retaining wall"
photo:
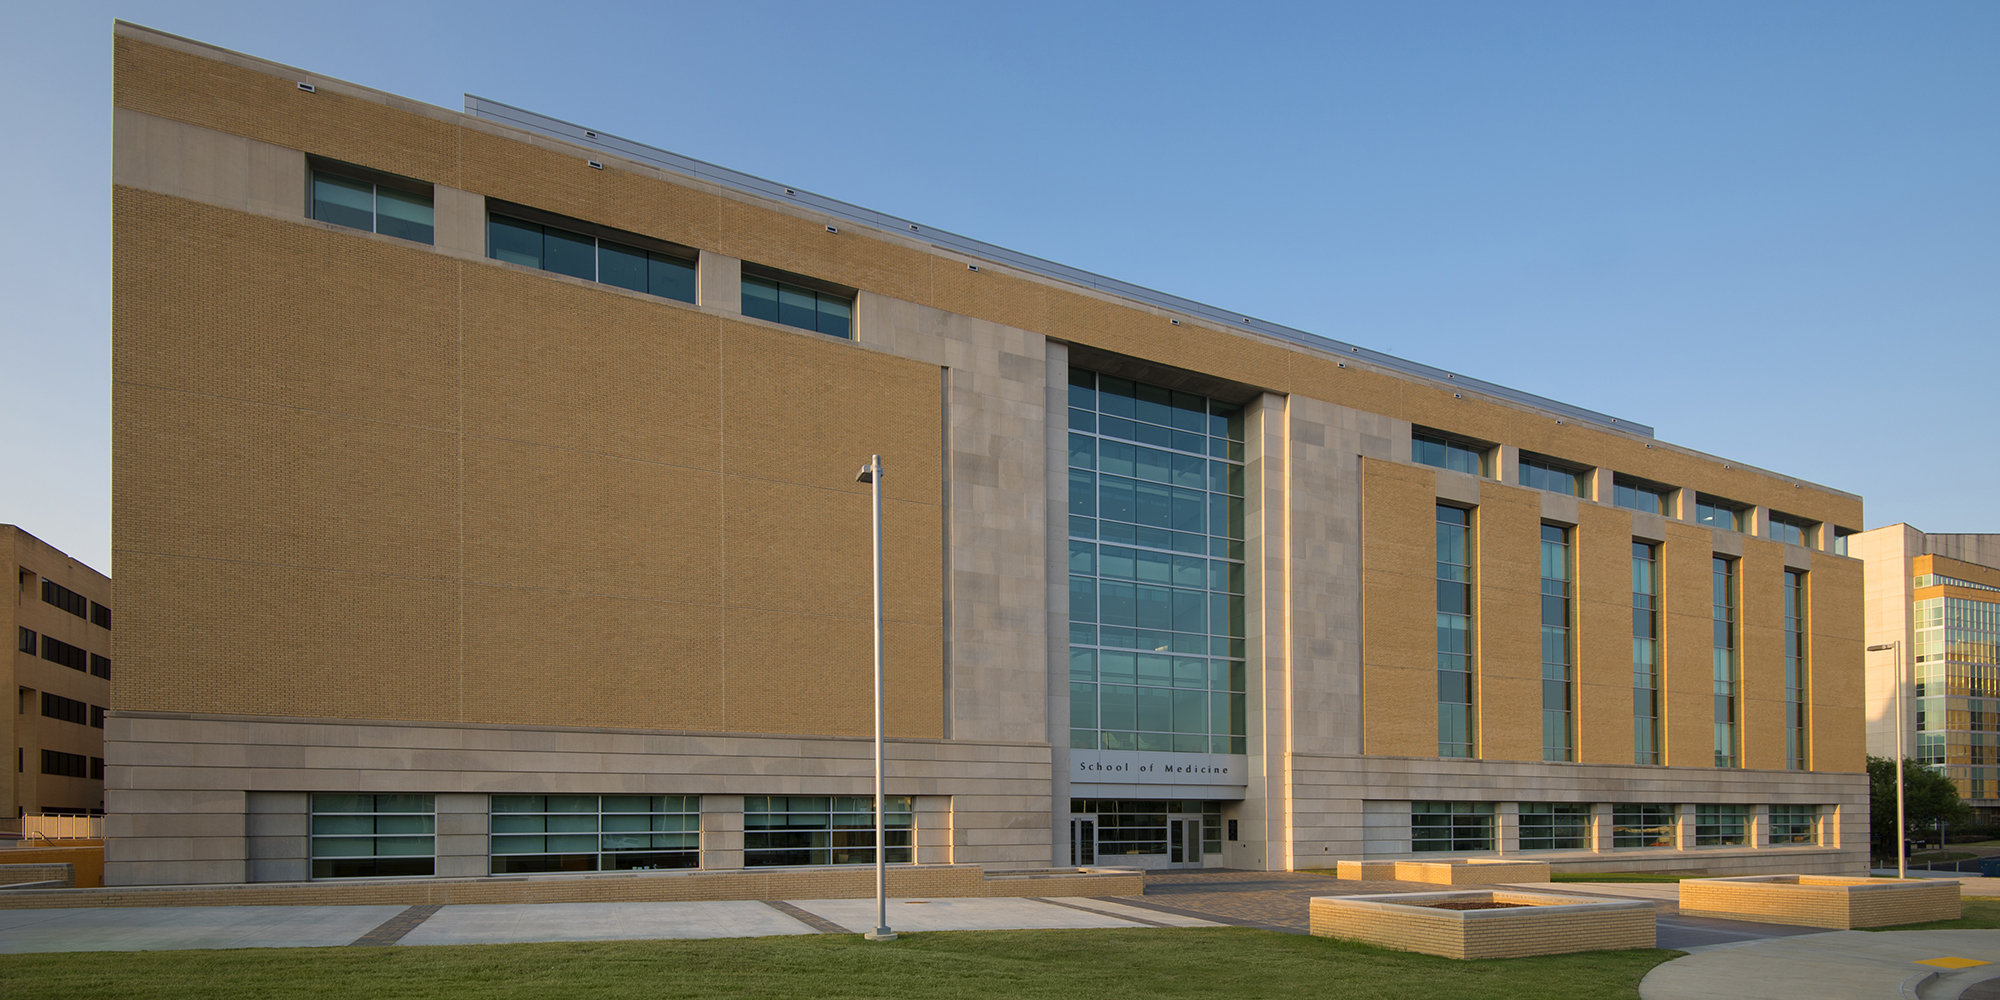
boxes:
[1311,890,1655,960]
[1333,860,1551,885]
[0,863,1143,910]
[0,844,102,888]
[0,865,74,889]
[1679,875,1960,929]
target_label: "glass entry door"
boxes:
[1169,818,1203,866]
[1070,818,1095,866]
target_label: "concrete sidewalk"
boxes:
[0,896,1219,953]
[1640,929,2000,1000]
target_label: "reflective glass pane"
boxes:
[543,227,595,280]
[648,254,698,303]
[742,276,781,322]
[598,241,648,292]
[488,215,543,268]
[375,186,434,243]
[312,173,374,231]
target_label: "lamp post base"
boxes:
[864,929,898,941]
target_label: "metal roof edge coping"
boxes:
[465,94,1654,438]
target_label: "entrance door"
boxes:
[1070,818,1095,866]
[1168,818,1203,867]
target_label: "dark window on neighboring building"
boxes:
[90,757,104,780]
[1611,476,1672,516]
[41,750,86,778]
[40,692,87,726]
[40,637,86,672]
[486,208,697,303]
[1518,453,1586,497]
[16,627,33,654]
[89,654,110,680]
[741,273,852,339]
[90,602,110,630]
[41,581,87,620]
[1412,428,1488,477]
[311,163,434,244]
[90,705,105,729]
[1694,495,1746,532]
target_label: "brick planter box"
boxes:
[1679,875,1961,929]
[1333,859,1552,884]
[1311,890,1655,960]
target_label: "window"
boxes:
[1412,802,1493,852]
[310,793,435,879]
[490,795,699,874]
[90,757,104,780]
[1412,428,1488,477]
[743,796,911,867]
[1518,454,1585,497]
[1542,525,1573,762]
[1784,570,1809,770]
[1768,512,1815,548]
[40,636,86,672]
[1694,804,1747,846]
[15,627,33,654]
[311,166,433,244]
[90,602,110,630]
[90,705,105,729]
[487,209,697,303]
[1713,557,1739,767]
[41,581,87,620]
[1611,476,1671,516]
[1437,506,1475,758]
[1768,805,1817,845]
[1633,542,1661,765]
[741,274,852,339]
[89,654,109,680]
[1832,527,1857,556]
[1071,800,1222,859]
[1519,803,1590,850]
[1694,495,1745,532]
[40,692,87,726]
[1613,804,1675,848]
[1068,368,1248,755]
[40,750,86,778]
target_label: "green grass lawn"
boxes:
[1863,897,2000,932]
[0,928,1681,1000]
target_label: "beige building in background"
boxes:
[4,526,112,827]
[1851,525,2000,817]
[108,22,1871,887]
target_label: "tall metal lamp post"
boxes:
[855,455,895,941]
[1868,641,1906,878]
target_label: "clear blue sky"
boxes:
[4,2,1995,574]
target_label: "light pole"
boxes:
[1868,641,1905,878]
[855,455,895,941]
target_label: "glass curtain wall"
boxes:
[1437,506,1475,757]
[1633,542,1661,765]
[1067,369,1247,754]
[1541,525,1573,761]
[1914,593,2000,800]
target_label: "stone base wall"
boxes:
[0,865,75,889]
[0,863,1141,911]
[1679,875,1961,929]
[1311,890,1656,960]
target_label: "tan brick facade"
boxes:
[108,23,1868,888]
[4,527,112,827]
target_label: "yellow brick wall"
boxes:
[1809,555,1866,772]
[1358,460,1437,756]
[1475,484,1543,762]
[1738,540,1789,770]
[1575,504,1636,764]
[1662,523,1719,768]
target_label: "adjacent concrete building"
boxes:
[1851,525,2000,815]
[107,22,1872,886]
[4,526,112,826]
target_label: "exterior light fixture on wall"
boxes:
[967,265,978,272]
[1453,393,1461,399]
[826,225,839,234]
[588,161,603,170]
[297,82,315,92]
[1337,363,1345,369]
[585,130,597,138]
[1171,319,1180,326]
[909,224,919,232]
[785,188,796,195]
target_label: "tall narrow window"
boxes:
[1713,557,1739,767]
[1067,368,1247,755]
[1542,525,1573,761]
[1784,570,1809,770]
[1633,542,1661,765]
[1437,505,1475,758]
